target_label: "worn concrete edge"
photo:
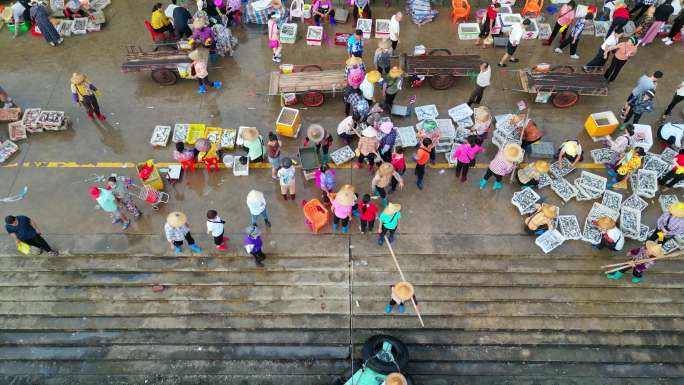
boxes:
[0,233,613,257]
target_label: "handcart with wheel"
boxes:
[400,48,482,90]
[508,64,609,108]
[268,63,347,107]
[121,46,220,86]
[126,184,170,210]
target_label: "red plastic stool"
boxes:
[203,157,220,172]
[180,159,197,172]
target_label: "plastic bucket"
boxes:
[222,154,234,168]
[8,21,30,33]
[280,64,294,74]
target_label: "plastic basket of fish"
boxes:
[37,111,66,130]
[0,140,19,164]
[150,125,172,147]
[8,121,27,142]
[205,127,223,144]
[458,23,481,40]
[220,128,237,150]
[22,108,42,133]
[173,124,189,143]
[186,124,206,144]
[233,156,250,176]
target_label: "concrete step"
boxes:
[408,376,677,385]
[0,375,335,385]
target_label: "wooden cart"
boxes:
[268,63,347,107]
[511,65,609,108]
[400,49,482,90]
[121,46,192,86]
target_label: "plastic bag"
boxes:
[17,241,31,255]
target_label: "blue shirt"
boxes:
[571,18,585,39]
[347,35,363,56]
[5,215,37,241]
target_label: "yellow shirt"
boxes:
[151,10,171,29]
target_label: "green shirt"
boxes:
[379,211,401,230]
[95,188,118,213]
[383,76,401,95]
[244,136,265,160]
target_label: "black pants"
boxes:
[213,231,225,245]
[333,216,349,227]
[357,153,376,165]
[429,147,436,162]
[384,92,397,111]
[547,21,567,44]
[468,85,486,106]
[660,169,684,187]
[455,161,472,178]
[352,4,371,23]
[664,94,684,116]
[391,39,398,50]
[596,236,619,251]
[618,265,643,278]
[630,3,649,20]
[374,185,387,199]
[314,9,335,24]
[479,16,492,38]
[558,35,579,55]
[153,24,175,34]
[415,163,425,184]
[390,168,405,191]
[604,58,627,82]
[314,142,330,155]
[668,18,684,39]
[377,65,390,75]
[251,250,265,261]
[172,232,196,247]
[197,77,212,87]
[81,95,101,115]
[360,219,375,232]
[606,17,628,38]
[483,168,502,182]
[24,234,53,253]
[624,108,642,124]
[379,225,396,237]
[586,48,607,67]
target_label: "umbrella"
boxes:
[195,138,211,152]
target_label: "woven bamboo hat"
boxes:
[645,241,664,258]
[166,212,187,227]
[563,141,579,156]
[378,162,394,176]
[596,216,616,230]
[346,56,363,65]
[474,106,491,122]
[384,373,408,385]
[383,202,401,215]
[379,38,392,49]
[334,189,355,206]
[339,184,355,193]
[366,70,381,83]
[669,202,684,218]
[241,127,259,141]
[307,124,325,143]
[534,160,550,173]
[192,18,208,29]
[389,66,403,78]
[503,143,523,162]
[189,46,209,63]
[392,282,414,301]
[70,72,86,85]
[540,203,557,219]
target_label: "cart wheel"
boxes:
[151,69,179,86]
[302,91,325,107]
[549,65,575,74]
[298,64,323,72]
[428,48,456,90]
[552,91,579,108]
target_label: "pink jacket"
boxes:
[452,143,483,164]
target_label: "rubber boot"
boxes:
[385,304,392,314]
[282,194,288,200]
[632,277,642,283]
[388,233,394,243]
[329,16,336,25]
[479,179,487,189]
[290,194,296,201]
[399,303,405,313]
[492,181,503,190]
[607,271,624,280]
[417,180,424,190]
[341,225,348,234]
[377,236,384,246]
[332,223,338,232]
[217,244,227,251]
[197,84,207,94]
[189,244,202,253]
[174,245,182,253]
[96,113,106,121]
[212,81,222,89]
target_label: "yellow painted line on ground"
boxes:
[7,161,610,170]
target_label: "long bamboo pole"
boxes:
[384,237,425,328]
[601,251,684,274]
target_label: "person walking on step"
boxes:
[385,281,417,314]
[377,202,401,246]
[246,190,272,227]
[206,209,229,251]
[165,212,202,254]
[89,186,130,230]
[606,241,663,283]
[5,215,58,256]
[244,225,266,267]
[331,188,355,234]
[372,162,403,208]
[649,202,684,244]
[413,138,432,190]
[71,72,106,121]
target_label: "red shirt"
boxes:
[486,5,498,21]
[613,7,629,19]
[673,154,684,172]
[358,202,379,221]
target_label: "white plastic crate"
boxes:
[375,19,390,39]
[522,19,539,40]
[280,23,297,44]
[458,23,480,40]
[306,26,323,46]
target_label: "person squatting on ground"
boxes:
[593,216,624,251]
[606,241,663,284]
[165,212,202,253]
[244,225,266,267]
[90,185,130,230]
[649,202,684,244]
[659,149,684,189]
[523,203,557,235]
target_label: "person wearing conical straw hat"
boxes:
[304,124,334,165]
[164,212,202,254]
[592,216,624,251]
[384,372,408,385]
[557,139,583,168]
[188,46,223,94]
[372,162,403,208]
[71,73,106,121]
[331,188,355,233]
[377,202,401,245]
[345,56,366,84]
[244,225,266,267]
[607,146,644,190]
[480,143,523,190]
[607,241,663,283]
[523,203,557,235]
[241,127,266,163]
[377,121,397,163]
[374,39,392,75]
[382,66,403,111]
[385,281,417,314]
[649,202,684,243]
[356,125,380,171]
[360,70,381,105]
[517,160,550,189]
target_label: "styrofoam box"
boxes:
[522,19,539,39]
[632,124,653,152]
[356,18,372,39]
[498,13,522,34]
[306,26,323,46]
[280,23,297,44]
[538,23,552,40]
[458,23,481,40]
[375,19,390,39]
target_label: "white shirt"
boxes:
[359,78,375,100]
[476,66,491,87]
[601,33,619,50]
[605,227,624,251]
[206,217,225,237]
[509,23,524,45]
[389,15,400,41]
[660,123,684,148]
[165,4,180,24]
[337,116,356,135]
[11,2,26,21]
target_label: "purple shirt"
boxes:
[628,247,655,272]
[656,213,684,236]
[244,235,262,253]
[192,27,216,45]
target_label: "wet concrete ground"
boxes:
[1,0,684,256]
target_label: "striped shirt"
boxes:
[488,150,516,176]
[571,18,585,40]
